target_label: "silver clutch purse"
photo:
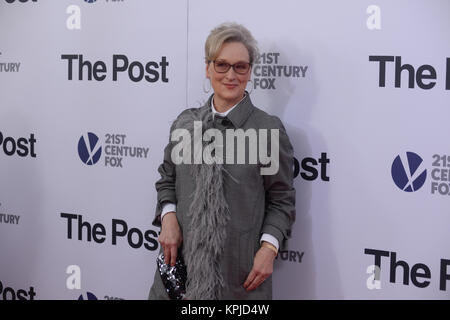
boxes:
[156,252,187,300]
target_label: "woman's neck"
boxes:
[212,94,245,113]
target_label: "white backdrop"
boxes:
[0,0,449,300]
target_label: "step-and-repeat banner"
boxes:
[0,0,449,300]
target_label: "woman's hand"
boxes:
[159,211,183,266]
[243,243,277,291]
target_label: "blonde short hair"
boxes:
[205,22,259,64]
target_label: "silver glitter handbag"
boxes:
[156,252,187,300]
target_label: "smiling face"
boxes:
[206,41,252,111]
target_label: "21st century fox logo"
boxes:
[77,132,149,168]
[391,151,450,196]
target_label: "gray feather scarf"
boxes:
[172,106,231,300]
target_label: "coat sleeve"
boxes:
[152,122,178,227]
[261,116,296,251]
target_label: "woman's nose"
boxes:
[224,67,237,80]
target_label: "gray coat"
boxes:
[148,93,296,300]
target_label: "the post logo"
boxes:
[78,132,102,165]
[391,152,427,192]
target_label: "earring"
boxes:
[203,78,211,93]
[246,79,254,95]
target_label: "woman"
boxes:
[149,22,296,300]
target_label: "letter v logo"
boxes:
[391,151,427,192]
[78,132,102,165]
